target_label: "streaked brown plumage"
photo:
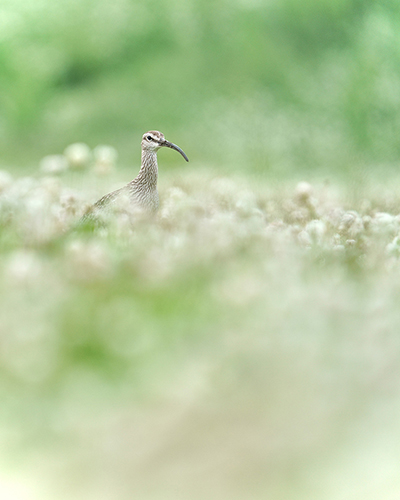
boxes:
[81,131,188,223]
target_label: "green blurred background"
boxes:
[2,0,400,179]
[2,2,400,499]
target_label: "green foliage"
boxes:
[1,0,400,176]
[0,169,400,498]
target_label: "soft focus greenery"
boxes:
[1,1,400,499]
[2,0,400,177]
[1,170,400,499]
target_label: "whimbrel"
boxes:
[81,131,188,223]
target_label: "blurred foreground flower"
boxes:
[5,250,42,284]
[66,240,113,282]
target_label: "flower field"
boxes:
[0,146,400,499]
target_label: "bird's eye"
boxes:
[147,136,153,141]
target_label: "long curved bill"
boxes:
[163,140,189,162]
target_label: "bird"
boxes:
[80,131,188,225]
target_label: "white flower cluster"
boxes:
[40,143,118,175]
[0,171,83,243]
[0,168,399,286]
[158,177,400,265]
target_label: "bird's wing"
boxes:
[78,186,126,227]
[93,186,125,208]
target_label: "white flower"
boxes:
[0,170,13,192]
[6,176,38,201]
[333,244,345,252]
[5,250,42,284]
[235,189,257,216]
[298,229,311,247]
[40,155,68,175]
[339,211,363,237]
[93,145,118,175]
[64,143,92,169]
[386,236,400,255]
[306,219,326,243]
[374,212,394,225]
[40,177,62,199]
[370,212,397,234]
[66,240,112,281]
[210,177,241,207]
[295,181,313,201]
[167,186,187,202]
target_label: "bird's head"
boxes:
[141,131,189,162]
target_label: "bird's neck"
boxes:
[137,150,158,187]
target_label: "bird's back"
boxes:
[80,180,158,226]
